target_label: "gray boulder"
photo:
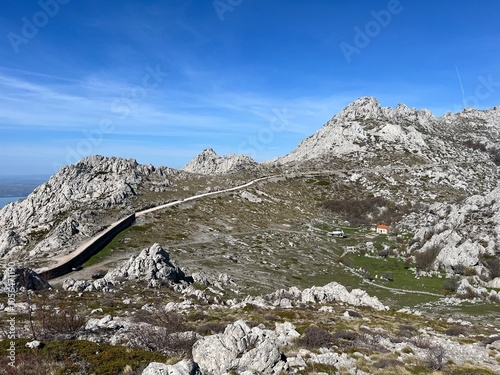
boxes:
[183,148,257,175]
[142,360,200,375]
[192,320,286,375]
[1,267,51,292]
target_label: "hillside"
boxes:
[1,97,500,374]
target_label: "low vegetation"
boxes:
[321,196,412,225]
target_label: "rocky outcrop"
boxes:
[0,267,51,292]
[192,320,294,374]
[0,156,178,263]
[106,243,188,286]
[278,97,500,166]
[277,97,435,164]
[63,243,190,292]
[230,282,387,311]
[183,148,257,175]
[408,185,500,274]
[142,360,200,375]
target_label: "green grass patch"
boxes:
[0,339,172,375]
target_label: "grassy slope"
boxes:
[80,173,499,321]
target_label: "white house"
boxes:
[328,230,345,238]
[376,225,389,234]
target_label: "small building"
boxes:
[376,225,389,235]
[328,230,345,238]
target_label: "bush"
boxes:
[426,344,446,370]
[333,329,358,342]
[481,254,500,279]
[382,272,394,281]
[346,310,362,318]
[415,244,441,271]
[298,326,335,349]
[412,335,432,349]
[195,322,226,335]
[442,276,461,293]
[321,197,411,226]
[444,326,468,336]
[397,324,417,338]
[463,139,487,152]
[373,359,404,368]
[130,310,196,355]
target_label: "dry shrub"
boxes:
[414,244,441,271]
[373,358,404,369]
[397,324,417,338]
[346,310,362,318]
[195,322,226,335]
[130,309,196,355]
[442,276,461,293]
[411,335,432,349]
[426,344,446,370]
[298,326,335,349]
[333,329,358,342]
[444,326,468,337]
[0,353,64,375]
[322,197,411,225]
[480,254,500,279]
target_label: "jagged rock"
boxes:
[142,360,200,375]
[0,155,178,263]
[0,267,51,292]
[240,190,262,203]
[25,340,42,349]
[85,315,131,332]
[183,148,257,175]
[192,320,289,374]
[232,282,387,311]
[105,243,188,286]
[487,277,500,288]
[408,184,500,273]
[300,282,387,310]
[63,244,190,292]
[277,97,435,164]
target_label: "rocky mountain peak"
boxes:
[183,148,257,175]
[336,96,383,121]
[0,155,178,262]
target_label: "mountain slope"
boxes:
[0,156,179,265]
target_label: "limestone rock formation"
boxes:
[409,184,500,274]
[0,156,178,264]
[192,320,293,374]
[63,243,190,292]
[0,267,51,292]
[231,281,387,311]
[183,148,257,175]
[106,243,188,286]
[142,360,200,375]
[278,96,500,166]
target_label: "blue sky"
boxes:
[1,0,499,175]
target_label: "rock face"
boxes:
[106,243,188,286]
[408,184,500,274]
[0,156,178,264]
[0,267,51,292]
[192,320,293,374]
[183,148,257,175]
[278,96,500,166]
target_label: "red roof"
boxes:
[377,225,389,229]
